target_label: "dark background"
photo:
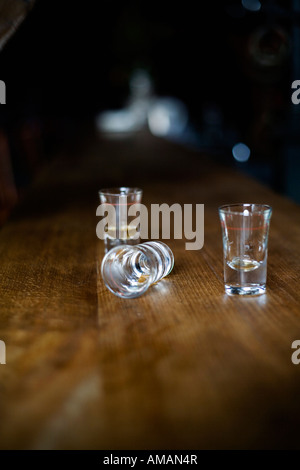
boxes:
[0,0,299,211]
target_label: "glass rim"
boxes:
[99,187,143,197]
[218,203,272,215]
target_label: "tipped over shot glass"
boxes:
[101,241,174,299]
[99,187,143,253]
[219,203,272,296]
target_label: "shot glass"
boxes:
[101,241,174,299]
[218,203,272,295]
[99,187,143,252]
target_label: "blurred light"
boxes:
[96,109,142,133]
[242,0,261,12]
[147,98,188,137]
[96,68,153,135]
[232,142,251,162]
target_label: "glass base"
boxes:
[225,284,266,296]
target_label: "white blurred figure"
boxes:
[96,69,154,134]
[127,68,154,127]
[147,97,188,138]
[96,68,189,141]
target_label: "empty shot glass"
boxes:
[99,187,143,252]
[219,203,272,295]
[101,241,174,299]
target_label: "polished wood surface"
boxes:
[0,127,300,449]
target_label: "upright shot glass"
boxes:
[99,187,143,252]
[219,203,272,295]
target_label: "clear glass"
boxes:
[101,241,174,299]
[99,187,143,252]
[219,203,272,295]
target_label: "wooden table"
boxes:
[0,126,300,450]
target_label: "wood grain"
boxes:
[0,127,300,449]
